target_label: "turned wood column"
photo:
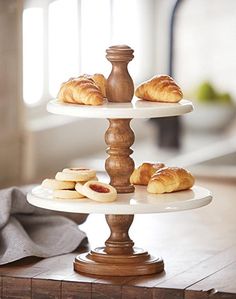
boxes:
[105,45,135,193]
[104,215,134,255]
[105,119,135,193]
[73,45,165,277]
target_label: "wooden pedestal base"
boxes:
[74,248,163,276]
[74,215,164,276]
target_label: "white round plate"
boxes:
[27,185,212,215]
[47,98,193,119]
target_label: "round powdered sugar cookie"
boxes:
[80,181,117,202]
[63,167,96,180]
[56,168,96,182]
[42,178,75,190]
[55,171,88,182]
[53,190,86,200]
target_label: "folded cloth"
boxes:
[0,186,87,265]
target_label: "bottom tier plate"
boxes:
[27,185,212,214]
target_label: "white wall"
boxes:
[0,0,24,187]
[174,0,236,99]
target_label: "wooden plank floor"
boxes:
[0,178,236,299]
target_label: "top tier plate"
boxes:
[47,98,193,119]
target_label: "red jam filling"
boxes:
[90,184,110,193]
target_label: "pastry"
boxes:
[76,181,117,202]
[130,162,165,186]
[56,168,96,182]
[83,74,106,98]
[53,190,86,199]
[58,77,104,106]
[41,178,75,190]
[147,167,195,194]
[135,75,183,103]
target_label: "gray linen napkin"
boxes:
[0,186,86,265]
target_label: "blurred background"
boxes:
[1,0,236,188]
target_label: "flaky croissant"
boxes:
[135,75,183,103]
[58,77,104,106]
[82,74,107,98]
[130,162,165,186]
[91,74,107,98]
[147,167,195,194]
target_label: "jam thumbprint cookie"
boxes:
[76,181,117,202]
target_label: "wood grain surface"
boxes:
[106,45,134,103]
[0,178,236,298]
[105,118,135,193]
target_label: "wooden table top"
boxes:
[0,178,236,299]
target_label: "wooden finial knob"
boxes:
[106,45,134,103]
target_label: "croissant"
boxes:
[58,77,104,106]
[147,167,195,194]
[130,162,165,186]
[81,74,107,98]
[91,74,107,98]
[135,75,183,103]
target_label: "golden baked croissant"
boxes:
[82,74,107,98]
[147,167,195,194]
[58,77,104,106]
[135,75,183,103]
[91,74,106,98]
[130,162,165,186]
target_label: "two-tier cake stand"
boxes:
[27,45,212,276]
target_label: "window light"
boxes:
[49,0,79,97]
[112,0,142,81]
[23,8,43,105]
[81,0,111,76]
